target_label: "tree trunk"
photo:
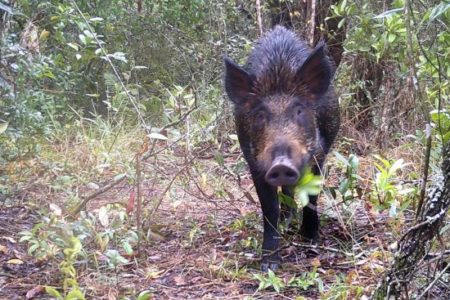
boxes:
[372,141,450,299]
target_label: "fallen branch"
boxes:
[70,174,127,217]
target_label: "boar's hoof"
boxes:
[265,158,299,186]
[261,261,280,272]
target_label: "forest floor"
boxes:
[0,130,445,299]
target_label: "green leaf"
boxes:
[293,168,322,208]
[349,154,359,170]
[443,132,450,144]
[122,241,133,255]
[45,286,63,299]
[388,159,405,176]
[334,151,351,167]
[279,192,297,209]
[28,242,39,255]
[66,288,86,300]
[137,290,153,300]
[338,179,349,194]
[388,33,396,43]
[105,249,129,267]
[67,43,79,51]
[79,34,86,45]
[0,122,8,134]
[429,3,450,21]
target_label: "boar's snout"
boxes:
[265,156,300,186]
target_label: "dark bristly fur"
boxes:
[224,26,340,271]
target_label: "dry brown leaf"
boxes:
[311,257,321,268]
[107,288,118,300]
[26,285,44,299]
[147,229,165,241]
[7,258,24,264]
[0,244,8,254]
[145,267,164,279]
[174,275,186,286]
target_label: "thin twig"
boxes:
[70,174,127,216]
[136,152,142,256]
[291,241,355,257]
[255,0,263,36]
[149,147,211,218]
[309,0,316,46]
[416,263,450,300]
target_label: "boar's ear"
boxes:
[224,57,254,104]
[296,42,333,96]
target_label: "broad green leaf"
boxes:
[388,33,396,43]
[105,249,129,267]
[429,3,450,21]
[0,122,8,134]
[66,288,86,300]
[334,151,351,167]
[349,154,359,170]
[79,34,86,45]
[338,179,349,194]
[443,132,450,144]
[388,159,405,176]
[123,241,133,255]
[67,43,79,51]
[137,291,153,300]
[294,168,323,208]
[45,286,62,299]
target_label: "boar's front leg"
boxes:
[252,174,281,271]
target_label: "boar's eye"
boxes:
[253,110,267,130]
[294,106,304,120]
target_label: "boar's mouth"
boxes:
[264,155,306,187]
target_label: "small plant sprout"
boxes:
[253,269,285,292]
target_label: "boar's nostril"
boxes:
[265,161,299,187]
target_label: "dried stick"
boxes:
[70,174,127,216]
[149,146,211,219]
[416,263,450,300]
[255,0,263,36]
[136,153,142,256]
[309,0,316,46]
